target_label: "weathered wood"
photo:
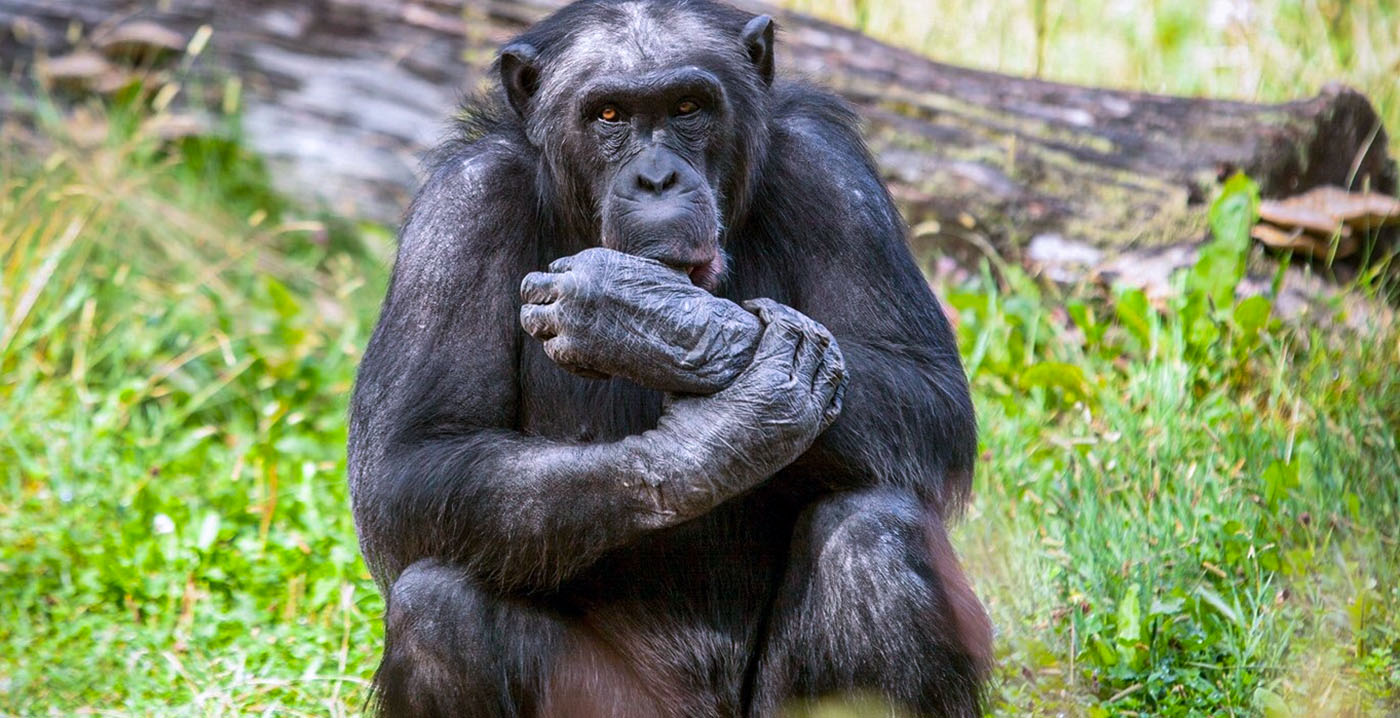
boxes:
[3,0,1395,279]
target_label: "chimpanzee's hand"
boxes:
[646,298,847,514]
[520,247,762,394]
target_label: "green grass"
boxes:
[0,106,389,716]
[3,7,1399,715]
[951,220,1400,714]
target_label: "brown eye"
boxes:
[675,99,700,116]
[598,105,620,122]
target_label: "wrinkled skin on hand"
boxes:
[520,247,763,394]
[645,298,847,517]
[520,249,847,516]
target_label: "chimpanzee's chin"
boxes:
[603,203,722,283]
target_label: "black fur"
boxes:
[348,1,987,715]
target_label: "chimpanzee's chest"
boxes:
[516,337,665,440]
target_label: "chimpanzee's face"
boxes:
[574,63,728,289]
[500,3,774,291]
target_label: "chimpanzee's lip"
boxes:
[684,254,724,292]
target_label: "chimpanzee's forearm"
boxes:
[369,305,841,594]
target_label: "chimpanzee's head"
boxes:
[497,0,775,290]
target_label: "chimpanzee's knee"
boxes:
[375,559,563,718]
[800,489,932,601]
[805,489,990,670]
[756,488,990,717]
[376,560,494,717]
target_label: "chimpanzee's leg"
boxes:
[748,488,991,718]
[374,559,568,718]
[375,559,670,718]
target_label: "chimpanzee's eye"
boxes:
[598,105,622,122]
[675,99,700,116]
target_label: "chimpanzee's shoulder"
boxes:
[769,82,863,150]
[417,133,536,206]
[390,134,541,270]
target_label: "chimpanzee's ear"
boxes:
[741,15,774,86]
[500,42,540,119]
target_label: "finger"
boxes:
[542,335,578,367]
[791,325,825,387]
[520,303,563,340]
[548,246,621,274]
[743,298,824,330]
[746,304,801,369]
[813,337,844,392]
[546,254,576,273]
[741,297,782,324]
[822,369,847,427]
[814,342,846,426]
[543,336,606,379]
[521,271,564,304]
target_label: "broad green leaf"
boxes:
[1253,688,1292,718]
[1115,584,1142,667]
[1021,361,1091,403]
[1195,585,1242,627]
[1233,294,1272,336]
[1209,173,1261,253]
[1187,173,1260,309]
[1115,287,1151,348]
[263,275,301,319]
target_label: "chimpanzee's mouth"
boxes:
[683,253,725,292]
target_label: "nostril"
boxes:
[636,169,680,195]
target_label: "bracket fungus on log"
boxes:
[1252,186,1400,260]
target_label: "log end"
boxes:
[1252,84,1397,198]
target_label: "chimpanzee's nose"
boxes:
[636,165,679,195]
[624,149,693,199]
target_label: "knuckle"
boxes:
[740,297,779,321]
[545,337,573,361]
[558,271,587,298]
[825,350,846,375]
[554,334,597,366]
[577,247,614,270]
[766,303,804,325]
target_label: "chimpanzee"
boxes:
[347,1,990,716]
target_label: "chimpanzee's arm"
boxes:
[347,146,843,594]
[774,113,978,511]
[515,110,975,513]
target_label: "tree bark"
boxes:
[3,0,1394,276]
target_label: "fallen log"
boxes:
[2,0,1394,282]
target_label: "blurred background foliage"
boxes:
[1,0,1398,716]
[785,0,1400,136]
